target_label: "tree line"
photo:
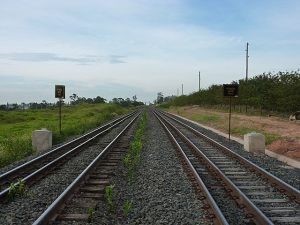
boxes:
[1,94,144,111]
[110,95,144,107]
[161,70,300,114]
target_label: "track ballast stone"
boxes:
[170,112,300,190]
[0,117,133,225]
[93,111,212,225]
[0,114,128,175]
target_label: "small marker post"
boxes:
[55,85,65,135]
[59,98,62,134]
[223,84,239,141]
[229,96,232,140]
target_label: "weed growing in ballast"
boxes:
[123,112,147,179]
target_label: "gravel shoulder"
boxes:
[0,114,128,175]
[93,110,212,225]
[168,111,300,190]
[0,117,133,225]
[168,106,300,159]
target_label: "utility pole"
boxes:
[245,42,249,113]
[181,84,183,95]
[177,89,179,96]
[246,42,249,82]
[199,71,201,92]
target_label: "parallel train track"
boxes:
[0,111,136,201]
[2,108,299,224]
[154,109,299,225]
[32,112,139,224]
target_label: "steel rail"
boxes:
[153,111,229,225]
[32,112,140,225]
[0,111,136,201]
[159,109,300,203]
[156,110,274,225]
[0,111,134,182]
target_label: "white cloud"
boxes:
[0,0,299,103]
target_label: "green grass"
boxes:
[158,103,171,109]
[190,114,221,123]
[123,199,133,217]
[231,127,281,145]
[0,103,130,168]
[231,127,254,136]
[8,179,27,200]
[262,132,281,145]
[105,184,115,213]
[123,112,147,179]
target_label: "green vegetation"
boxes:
[263,132,282,145]
[231,127,281,145]
[123,199,133,217]
[190,114,220,123]
[87,207,95,222]
[231,127,254,136]
[123,112,147,179]
[102,113,146,217]
[0,103,130,168]
[103,184,133,217]
[105,184,115,213]
[168,106,284,146]
[160,71,300,115]
[8,179,27,200]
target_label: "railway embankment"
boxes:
[167,106,300,162]
[95,110,212,224]
[0,107,299,224]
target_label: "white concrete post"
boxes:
[244,132,265,153]
[32,128,52,152]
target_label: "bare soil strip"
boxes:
[168,106,300,160]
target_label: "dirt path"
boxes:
[168,106,300,160]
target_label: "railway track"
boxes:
[0,111,136,202]
[154,109,300,225]
[32,112,140,224]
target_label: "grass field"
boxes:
[0,104,130,168]
[168,106,284,145]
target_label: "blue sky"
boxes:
[0,0,299,104]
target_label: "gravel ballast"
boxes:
[92,110,212,225]
[167,111,300,190]
[0,116,135,225]
[0,113,130,175]
[2,108,298,224]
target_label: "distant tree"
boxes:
[111,98,119,104]
[86,98,93,104]
[56,100,65,106]
[111,96,144,107]
[41,100,48,108]
[132,95,137,102]
[70,93,79,105]
[157,92,164,104]
[165,70,300,114]
[93,96,106,103]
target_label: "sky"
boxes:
[0,0,299,104]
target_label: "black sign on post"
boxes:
[55,85,65,134]
[223,84,239,141]
[55,85,65,99]
[223,84,238,97]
